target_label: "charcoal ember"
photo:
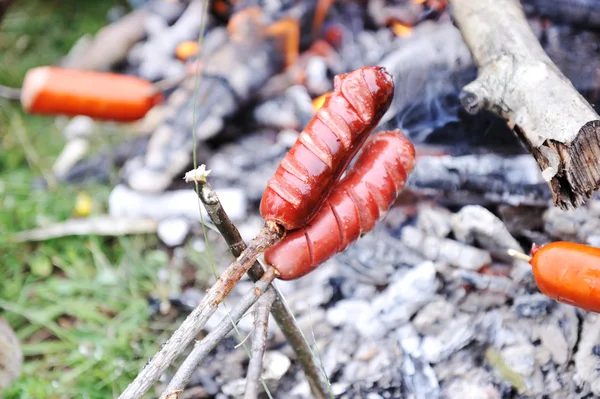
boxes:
[396,325,441,399]
[340,337,405,394]
[337,278,378,301]
[401,225,492,270]
[416,204,452,237]
[253,95,299,129]
[325,299,376,336]
[421,313,475,364]
[574,314,600,395]
[500,343,537,377]
[336,26,396,72]
[207,131,284,202]
[128,0,208,80]
[509,259,537,288]
[122,81,238,192]
[455,270,519,297]
[459,290,511,312]
[541,364,577,398]
[412,298,456,336]
[408,154,551,206]
[304,57,331,95]
[451,205,524,258]
[370,262,439,337]
[335,225,425,285]
[325,262,437,339]
[284,85,315,129]
[139,57,186,82]
[512,294,556,318]
[318,326,362,379]
[533,323,570,366]
[123,20,286,193]
[543,205,600,244]
[535,304,579,358]
[439,368,499,399]
[253,85,314,131]
[214,345,279,396]
[191,336,248,393]
[368,0,422,26]
[271,266,336,315]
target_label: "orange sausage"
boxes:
[530,242,600,313]
[21,67,163,122]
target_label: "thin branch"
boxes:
[119,222,283,399]
[187,166,331,399]
[160,268,278,399]
[244,289,276,399]
[0,85,21,101]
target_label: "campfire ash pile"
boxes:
[11,0,600,397]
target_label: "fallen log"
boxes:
[450,0,600,209]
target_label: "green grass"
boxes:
[0,1,197,397]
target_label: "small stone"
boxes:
[412,299,456,335]
[262,351,291,381]
[451,205,523,255]
[538,324,569,365]
[575,314,600,395]
[417,204,453,237]
[401,226,492,270]
[421,314,475,364]
[63,115,95,139]
[443,370,500,399]
[220,378,245,397]
[500,344,536,377]
[157,217,190,247]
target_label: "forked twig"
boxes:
[160,268,278,399]
[119,221,283,398]
[187,165,331,399]
[244,289,276,399]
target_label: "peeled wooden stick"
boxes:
[450,0,600,209]
[244,289,276,399]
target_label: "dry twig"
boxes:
[244,289,276,399]
[159,268,278,399]
[450,0,600,209]
[186,165,331,399]
[119,222,283,398]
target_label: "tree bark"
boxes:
[450,0,600,209]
